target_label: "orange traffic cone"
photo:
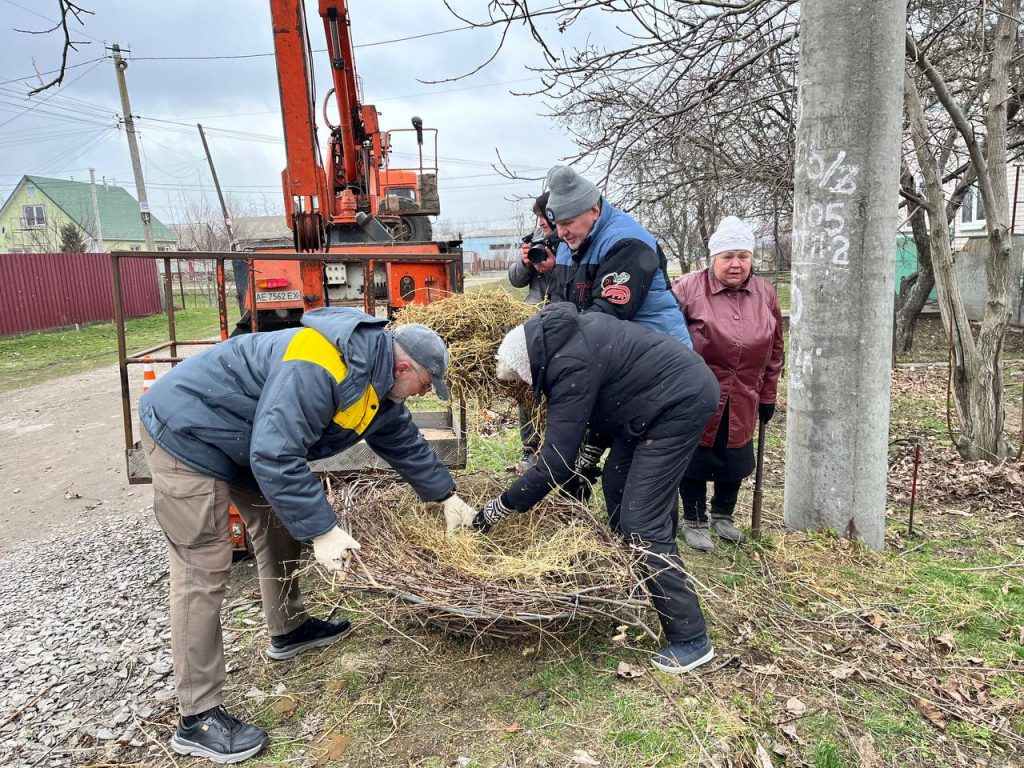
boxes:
[141,356,157,395]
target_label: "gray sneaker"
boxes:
[516,450,538,473]
[711,515,744,543]
[683,522,715,552]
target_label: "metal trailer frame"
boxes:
[111,249,468,485]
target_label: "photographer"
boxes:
[509,191,562,304]
[508,192,563,470]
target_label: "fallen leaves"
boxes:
[859,610,887,629]
[310,731,350,765]
[615,661,646,679]
[272,695,297,716]
[784,696,806,716]
[914,697,948,730]
[571,748,601,765]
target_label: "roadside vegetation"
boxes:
[4,285,1021,765]
[186,316,1024,767]
[0,303,239,392]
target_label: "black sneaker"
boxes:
[170,706,269,764]
[266,616,351,661]
[651,633,715,674]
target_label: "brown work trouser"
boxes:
[141,430,308,716]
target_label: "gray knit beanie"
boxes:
[545,165,600,222]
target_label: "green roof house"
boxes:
[0,175,177,253]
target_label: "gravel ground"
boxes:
[0,515,181,766]
[0,516,266,767]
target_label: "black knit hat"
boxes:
[534,191,554,227]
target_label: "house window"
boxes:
[961,187,985,226]
[23,205,46,228]
[129,245,142,252]
[157,246,175,252]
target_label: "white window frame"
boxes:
[960,186,986,229]
[23,205,46,228]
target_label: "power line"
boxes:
[0,59,106,129]
[0,55,109,87]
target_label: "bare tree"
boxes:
[904,0,1021,460]
[15,1,93,96]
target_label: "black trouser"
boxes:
[681,478,742,523]
[601,393,717,643]
[517,404,540,453]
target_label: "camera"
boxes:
[523,232,561,265]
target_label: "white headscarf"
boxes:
[495,325,532,385]
[708,216,755,263]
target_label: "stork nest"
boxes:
[392,290,537,407]
[320,473,655,640]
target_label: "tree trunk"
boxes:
[893,176,935,354]
[905,0,1018,461]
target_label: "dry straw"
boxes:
[320,473,656,640]
[393,290,537,406]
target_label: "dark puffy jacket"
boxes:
[554,201,692,347]
[140,307,455,540]
[501,303,718,511]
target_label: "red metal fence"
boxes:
[0,252,161,336]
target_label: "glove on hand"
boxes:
[472,496,515,533]
[758,403,776,424]
[312,526,361,573]
[442,494,477,533]
[575,442,604,471]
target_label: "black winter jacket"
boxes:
[501,303,718,511]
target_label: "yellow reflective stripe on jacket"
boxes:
[333,385,380,434]
[283,327,348,382]
[282,327,380,435]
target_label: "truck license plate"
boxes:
[255,290,301,303]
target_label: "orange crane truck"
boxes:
[112,0,465,557]
[232,0,462,334]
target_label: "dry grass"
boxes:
[317,473,653,640]
[393,290,537,406]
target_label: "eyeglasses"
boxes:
[412,365,432,392]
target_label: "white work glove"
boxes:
[312,526,361,573]
[442,494,477,533]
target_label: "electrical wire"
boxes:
[0,59,106,129]
[0,55,109,87]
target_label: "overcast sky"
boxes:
[0,1,605,237]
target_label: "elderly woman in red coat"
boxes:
[671,216,784,551]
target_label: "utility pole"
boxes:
[110,44,156,253]
[88,168,104,252]
[783,0,906,551]
[197,123,236,248]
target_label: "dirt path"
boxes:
[0,364,149,555]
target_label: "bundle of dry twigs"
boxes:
[393,290,537,405]
[320,473,655,640]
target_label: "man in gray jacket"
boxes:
[139,307,475,763]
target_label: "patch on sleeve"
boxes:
[600,271,631,305]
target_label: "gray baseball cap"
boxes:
[393,323,450,400]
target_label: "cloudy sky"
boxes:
[0,1,606,237]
